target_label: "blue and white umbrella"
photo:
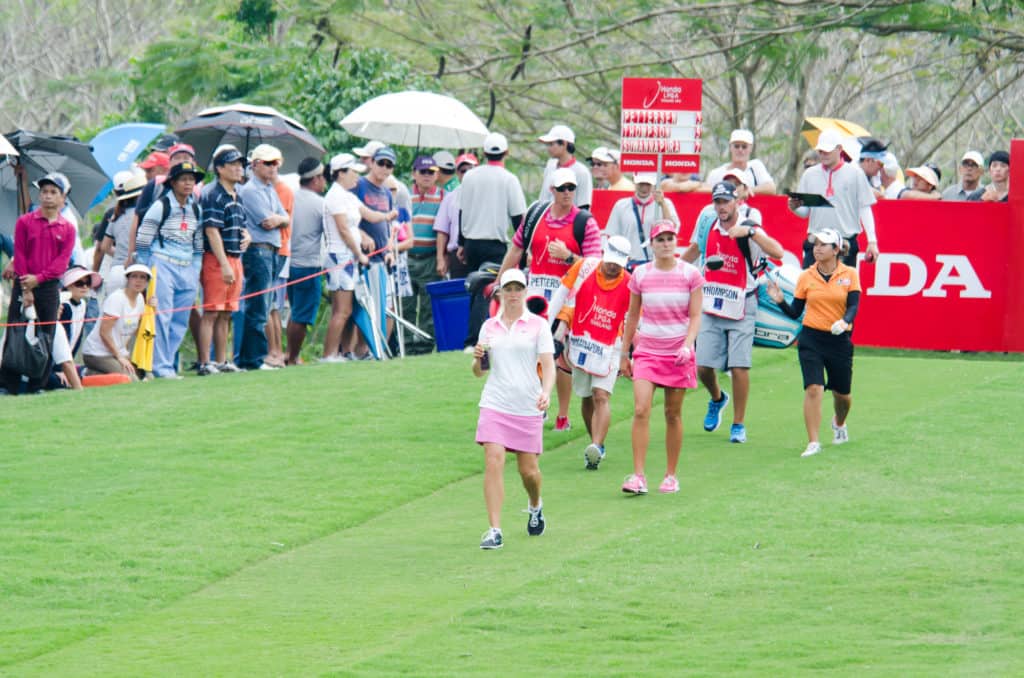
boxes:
[87,122,166,209]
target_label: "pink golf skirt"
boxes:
[631,350,697,390]
[476,407,544,454]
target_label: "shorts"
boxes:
[631,350,697,390]
[325,253,357,292]
[696,294,757,371]
[286,266,323,326]
[476,407,543,454]
[571,361,620,398]
[797,326,854,394]
[201,252,243,312]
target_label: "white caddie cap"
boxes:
[603,235,631,267]
[550,167,577,189]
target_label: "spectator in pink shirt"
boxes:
[618,221,704,495]
[2,174,76,394]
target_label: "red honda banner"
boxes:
[591,141,1024,353]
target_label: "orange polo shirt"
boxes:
[794,262,861,331]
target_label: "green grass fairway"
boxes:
[2,349,1021,676]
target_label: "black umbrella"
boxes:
[1,130,109,236]
[174,103,325,173]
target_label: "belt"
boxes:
[153,251,193,267]
[249,242,278,250]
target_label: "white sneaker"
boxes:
[801,442,822,458]
[831,418,849,445]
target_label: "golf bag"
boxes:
[754,261,804,348]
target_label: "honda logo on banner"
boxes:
[866,254,992,299]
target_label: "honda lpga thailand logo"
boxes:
[642,81,685,109]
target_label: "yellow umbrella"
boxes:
[800,117,872,148]
[130,266,157,372]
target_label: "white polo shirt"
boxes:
[796,162,876,238]
[477,310,554,416]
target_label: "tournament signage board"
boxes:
[619,77,702,174]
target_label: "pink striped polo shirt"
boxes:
[627,260,705,355]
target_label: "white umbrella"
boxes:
[340,91,489,149]
[1,136,19,157]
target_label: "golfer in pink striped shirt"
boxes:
[619,221,704,495]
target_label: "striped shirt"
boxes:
[411,185,443,255]
[201,182,245,256]
[136,194,204,260]
[627,260,705,355]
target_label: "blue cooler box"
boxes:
[426,278,470,352]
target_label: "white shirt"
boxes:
[477,311,554,417]
[82,289,145,358]
[706,159,773,189]
[323,184,363,258]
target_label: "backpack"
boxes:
[518,200,591,269]
[154,194,201,249]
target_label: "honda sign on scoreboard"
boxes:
[620,77,703,174]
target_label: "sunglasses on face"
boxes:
[258,160,280,167]
[554,184,576,193]
[590,161,608,168]
[376,160,394,169]
[71,279,91,288]
[440,169,455,175]
[416,169,436,175]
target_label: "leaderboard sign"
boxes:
[619,77,703,174]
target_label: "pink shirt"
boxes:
[13,209,76,282]
[512,205,602,258]
[628,260,705,356]
[477,311,554,416]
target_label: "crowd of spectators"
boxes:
[0,119,1015,395]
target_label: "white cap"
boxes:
[882,151,900,175]
[112,170,135,193]
[603,235,631,267]
[961,150,984,166]
[483,132,508,154]
[590,146,614,162]
[250,144,283,163]
[721,167,753,189]
[633,172,658,185]
[907,165,939,188]
[538,124,575,144]
[729,129,754,145]
[352,140,385,158]
[124,263,152,278]
[329,153,366,174]
[499,268,527,288]
[810,229,843,246]
[815,129,843,152]
[550,167,577,189]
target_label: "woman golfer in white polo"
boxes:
[473,269,556,549]
[766,228,861,458]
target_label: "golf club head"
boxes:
[705,255,725,271]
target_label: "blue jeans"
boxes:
[152,256,199,377]
[238,245,275,368]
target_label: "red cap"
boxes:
[455,153,479,168]
[650,220,678,240]
[139,151,170,169]
[166,143,196,159]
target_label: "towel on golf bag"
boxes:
[754,262,804,349]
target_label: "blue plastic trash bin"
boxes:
[426,278,470,351]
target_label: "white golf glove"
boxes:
[830,319,847,335]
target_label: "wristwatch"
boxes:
[565,253,576,265]
[748,226,758,238]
